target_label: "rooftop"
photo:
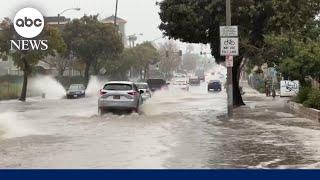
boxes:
[101,15,127,24]
[44,16,71,24]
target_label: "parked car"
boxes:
[189,77,201,86]
[172,79,190,91]
[208,80,222,92]
[66,84,86,99]
[98,81,143,115]
[136,82,152,100]
[147,79,169,92]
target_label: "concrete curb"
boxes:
[287,101,320,123]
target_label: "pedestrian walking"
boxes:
[265,82,270,97]
[272,88,276,99]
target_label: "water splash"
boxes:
[86,76,108,97]
[0,112,38,139]
[141,88,191,116]
[28,75,66,99]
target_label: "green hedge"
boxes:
[294,87,312,104]
[294,87,320,110]
[303,89,320,110]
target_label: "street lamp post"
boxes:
[57,8,81,25]
[57,7,80,85]
[128,33,143,48]
[226,0,233,118]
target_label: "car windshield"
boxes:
[104,84,132,91]
[69,85,83,90]
[210,81,220,84]
[136,84,148,89]
[147,79,166,85]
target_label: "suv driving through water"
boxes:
[98,81,143,115]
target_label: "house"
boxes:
[101,15,127,47]
[0,58,23,76]
[44,16,71,30]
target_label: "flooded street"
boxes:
[1,82,320,168]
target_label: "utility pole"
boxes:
[114,0,119,26]
[226,0,233,117]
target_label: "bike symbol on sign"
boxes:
[224,39,235,46]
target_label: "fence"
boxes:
[0,81,21,100]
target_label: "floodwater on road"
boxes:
[0,81,320,168]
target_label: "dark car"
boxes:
[66,84,86,99]
[147,79,168,92]
[208,80,222,92]
[189,77,201,86]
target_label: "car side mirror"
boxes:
[139,90,145,94]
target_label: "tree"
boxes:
[158,0,320,107]
[104,42,159,80]
[45,53,70,77]
[263,34,320,85]
[63,15,123,84]
[0,18,66,101]
[158,40,181,79]
[134,42,159,79]
[182,53,198,72]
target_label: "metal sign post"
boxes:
[223,0,236,118]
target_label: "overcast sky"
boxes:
[0,0,212,54]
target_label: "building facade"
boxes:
[101,15,127,47]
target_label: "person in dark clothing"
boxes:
[272,88,276,99]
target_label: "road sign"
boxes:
[220,26,238,37]
[220,37,239,56]
[226,55,233,67]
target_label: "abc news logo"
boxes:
[10,7,48,51]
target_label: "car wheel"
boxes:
[98,107,104,116]
[133,101,140,113]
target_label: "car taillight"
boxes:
[128,91,138,96]
[100,89,107,96]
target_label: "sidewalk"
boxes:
[235,81,318,125]
[228,82,320,168]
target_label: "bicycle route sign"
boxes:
[220,37,239,56]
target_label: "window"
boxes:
[104,84,133,91]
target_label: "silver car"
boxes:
[136,82,152,100]
[98,81,143,115]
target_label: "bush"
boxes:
[303,88,320,110]
[257,84,265,94]
[294,87,312,104]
